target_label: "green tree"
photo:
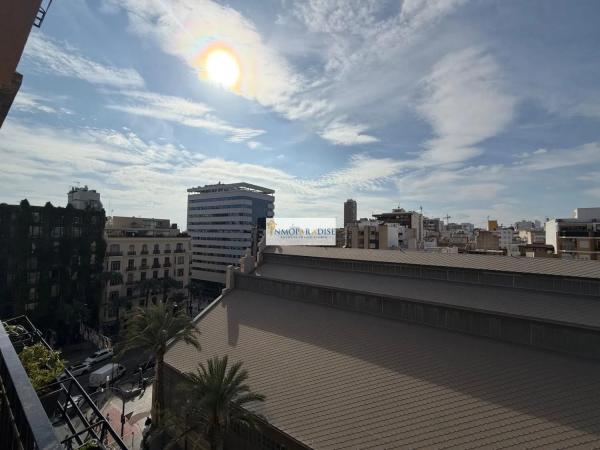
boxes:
[186,356,265,450]
[161,276,180,303]
[117,303,200,425]
[19,343,65,390]
[136,278,162,308]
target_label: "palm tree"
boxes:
[161,276,180,303]
[118,303,200,425]
[136,278,162,308]
[186,356,265,450]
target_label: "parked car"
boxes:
[88,363,126,389]
[58,362,92,381]
[84,348,113,365]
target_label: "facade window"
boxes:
[164,257,170,266]
[140,272,147,281]
[126,287,133,297]
[109,244,120,253]
[51,284,59,297]
[153,258,160,268]
[176,243,184,252]
[128,244,136,255]
[110,261,121,271]
[109,291,119,301]
[141,244,148,254]
[153,271,158,279]
[127,273,133,284]
[128,259,135,269]
[28,272,40,284]
[165,243,171,253]
[177,268,184,277]
[28,287,37,301]
[163,269,169,278]
[177,256,184,264]
[29,225,41,237]
[153,244,160,254]
[141,258,147,268]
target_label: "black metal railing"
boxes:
[1,317,127,450]
[0,320,60,449]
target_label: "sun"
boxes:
[204,48,241,89]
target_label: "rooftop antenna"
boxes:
[444,214,451,223]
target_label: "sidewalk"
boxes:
[101,385,153,449]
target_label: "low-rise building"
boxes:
[101,216,190,334]
[162,245,600,449]
[546,207,600,260]
[494,227,515,249]
[345,219,400,249]
[474,229,500,250]
[373,208,423,243]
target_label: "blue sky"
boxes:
[1,0,600,228]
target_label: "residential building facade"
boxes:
[343,199,357,226]
[67,185,103,210]
[187,182,274,286]
[546,207,600,260]
[0,200,105,342]
[100,216,190,334]
[344,219,400,249]
[373,208,423,243]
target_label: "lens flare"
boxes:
[194,42,242,91]
[205,49,240,88]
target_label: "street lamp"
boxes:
[101,376,128,438]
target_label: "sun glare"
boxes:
[205,48,241,89]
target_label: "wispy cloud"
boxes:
[417,47,515,165]
[319,121,379,146]
[24,33,145,89]
[106,90,265,143]
[12,91,57,114]
[514,142,600,171]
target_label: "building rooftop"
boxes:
[187,182,275,195]
[165,288,600,449]
[255,262,600,330]
[263,246,600,280]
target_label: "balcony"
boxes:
[163,262,171,267]
[106,251,123,257]
[153,250,160,255]
[164,249,172,254]
[127,251,136,256]
[152,263,161,269]
[126,266,137,271]
[0,317,127,449]
[141,250,149,255]
[174,248,185,253]
[140,264,149,270]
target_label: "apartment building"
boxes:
[546,207,600,260]
[344,219,400,249]
[343,199,357,226]
[101,216,190,334]
[187,182,274,286]
[494,227,515,249]
[373,208,423,243]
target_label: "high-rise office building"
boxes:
[344,199,357,226]
[187,182,274,286]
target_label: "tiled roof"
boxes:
[263,247,600,279]
[165,290,600,449]
[254,263,600,329]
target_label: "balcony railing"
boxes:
[164,249,172,254]
[164,262,171,267]
[126,266,137,271]
[153,249,160,255]
[1,317,127,449]
[107,251,123,256]
[127,251,136,256]
[152,263,161,268]
[141,250,149,255]
[174,248,185,253]
[140,264,149,270]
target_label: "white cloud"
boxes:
[24,33,144,89]
[12,91,57,114]
[319,121,379,146]
[106,90,265,143]
[514,142,600,171]
[417,47,516,165]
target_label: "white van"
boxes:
[88,363,126,388]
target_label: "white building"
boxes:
[187,182,274,285]
[67,185,102,210]
[546,208,600,260]
[494,228,515,249]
